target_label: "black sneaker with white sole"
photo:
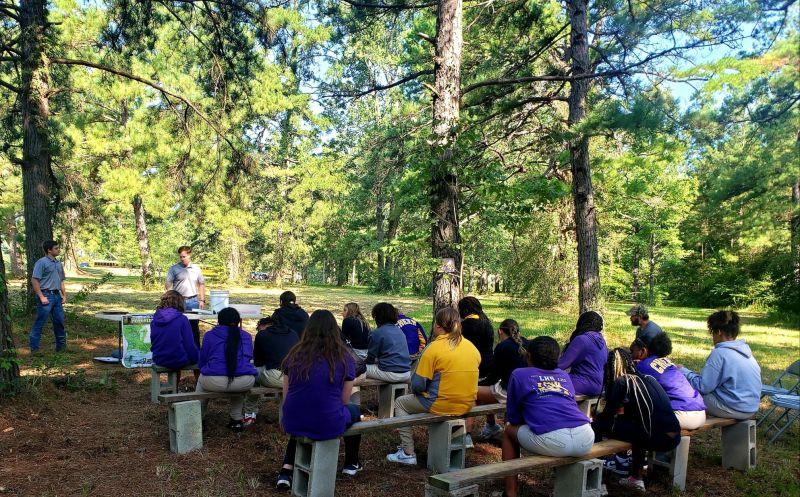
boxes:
[341,462,364,476]
[276,470,292,489]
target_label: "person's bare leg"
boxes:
[502,424,521,497]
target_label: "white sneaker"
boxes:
[618,477,645,492]
[386,447,417,465]
[464,434,474,449]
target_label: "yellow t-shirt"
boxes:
[415,334,481,415]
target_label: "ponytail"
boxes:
[499,318,526,358]
[218,307,242,384]
[435,307,463,348]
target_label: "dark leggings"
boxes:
[283,404,362,467]
[592,418,680,477]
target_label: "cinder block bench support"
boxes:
[151,368,180,403]
[721,420,757,471]
[378,383,409,418]
[577,397,599,417]
[649,435,690,490]
[428,419,467,474]
[553,458,605,497]
[168,400,203,454]
[293,438,340,497]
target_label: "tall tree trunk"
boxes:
[20,0,55,311]
[61,205,80,276]
[351,259,357,286]
[648,233,657,305]
[567,0,600,313]
[430,0,463,317]
[0,230,20,394]
[132,194,155,286]
[4,215,25,278]
[631,225,641,302]
[228,230,241,283]
[376,192,387,289]
[792,176,800,285]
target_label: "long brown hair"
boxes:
[436,307,463,348]
[158,290,185,312]
[344,302,370,330]
[282,309,349,383]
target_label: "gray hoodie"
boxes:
[680,339,761,414]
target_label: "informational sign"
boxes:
[121,314,154,368]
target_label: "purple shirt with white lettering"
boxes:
[637,356,705,412]
[506,366,591,435]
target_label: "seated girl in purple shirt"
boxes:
[631,333,706,430]
[195,307,258,431]
[558,311,608,396]
[150,290,198,373]
[502,336,594,497]
[276,310,363,490]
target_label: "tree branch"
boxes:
[326,68,434,98]
[0,78,20,94]
[341,0,436,9]
[50,57,238,153]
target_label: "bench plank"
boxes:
[429,416,742,491]
[345,404,506,436]
[157,387,280,403]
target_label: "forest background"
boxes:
[0,0,798,325]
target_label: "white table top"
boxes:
[94,311,267,322]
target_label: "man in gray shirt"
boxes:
[29,240,67,353]
[165,245,206,345]
[627,304,664,346]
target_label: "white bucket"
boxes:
[209,290,229,313]
[230,304,262,317]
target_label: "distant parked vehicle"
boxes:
[79,262,90,268]
[250,271,269,281]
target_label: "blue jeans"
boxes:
[184,296,201,347]
[29,291,66,351]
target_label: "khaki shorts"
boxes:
[490,380,508,403]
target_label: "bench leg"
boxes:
[577,397,599,417]
[151,370,161,403]
[293,438,340,497]
[424,484,479,497]
[648,435,690,491]
[427,419,466,474]
[378,383,409,418]
[553,458,605,497]
[168,400,203,454]
[722,420,757,471]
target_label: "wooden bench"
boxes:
[426,417,756,497]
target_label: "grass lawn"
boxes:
[1,272,798,497]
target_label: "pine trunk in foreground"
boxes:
[133,194,155,286]
[792,176,799,285]
[0,231,20,394]
[567,0,601,313]
[4,215,25,278]
[430,0,463,318]
[20,0,55,311]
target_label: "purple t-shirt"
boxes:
[558,331,607,396]
[506,367,591,435]
[198,325,257,377]
[282,355,356,440]
[637,356,706,412]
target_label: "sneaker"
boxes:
[242,412,257,427]
[464,434,474,449]
[341,462,364,476]
[603,454,631,476]
[477,423,503,441]
[227,418,244,432]
[618,476,645,492]
[276,470,292,489]
[386,447,417,466]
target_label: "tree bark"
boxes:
[132,194,155,286]
[61,206,81,276]
[648,233,657,305]
[228,230,241,283]
[430,0,463,317]
[376,191,387,289]
[4,214,25,278]
[0,230,20,394]
[567,0,600,313]
[792,176,799,285]
[631,225,641,302]
[19,0,55,310]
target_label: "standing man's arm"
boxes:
[31,278,47,304]
[165,265,174,292]
[196,267,206,310]
[60,279,67,304]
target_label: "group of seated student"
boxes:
[151,291,762,494]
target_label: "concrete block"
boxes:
[427,419,466,474]
[649,435,690,490]
[424,484,479,497]
[553,458,604,497]
[292,437,341,497]
[168,400,203,454]
[577,397,600,417]
[151,368,179,403]
[722,420,757,471]
[378,383,409,418]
